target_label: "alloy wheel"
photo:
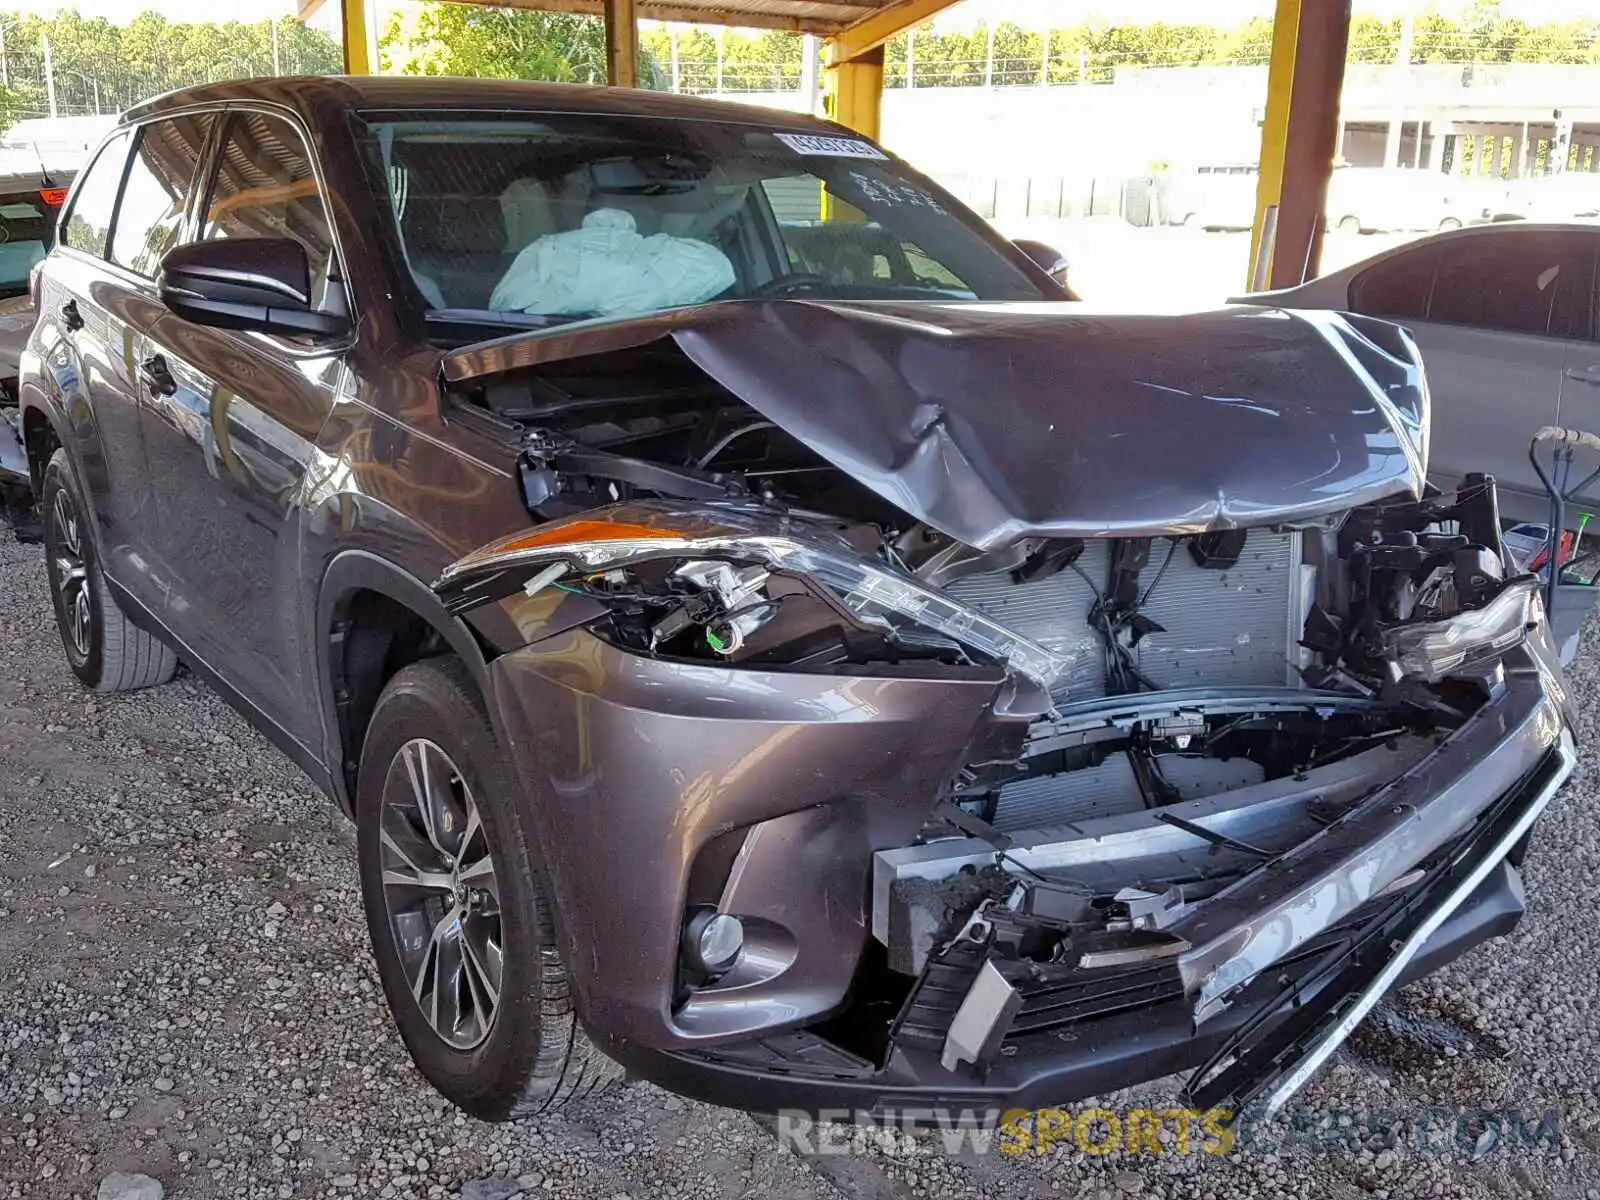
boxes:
[378,738,504,1050]
[47,487,92,661]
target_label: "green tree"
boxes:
[1346,15,1399,66]
[380,4,610,83]
[0,8,342,122]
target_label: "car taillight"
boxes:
[39,187,67,207]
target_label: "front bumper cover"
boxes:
[627,738,1568,1117]
[483,591,1572,1115]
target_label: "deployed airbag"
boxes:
[490,208,736,319]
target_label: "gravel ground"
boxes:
[3,527,1600,1200]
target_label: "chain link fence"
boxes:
[0,14,340,128]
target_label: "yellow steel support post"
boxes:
[339,0,378,75]
[823,0,962,139]
[1248,0,1351,289]
[604,0,640,89]
[823,48,884,142]
[820,1,960,217]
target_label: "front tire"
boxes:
[41,449,177,692]
[356,657,621,1120]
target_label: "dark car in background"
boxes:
[1236,221,1600,525]
[0,162,73,530]
[17,77,1575,1125]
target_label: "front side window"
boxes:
[111,113,214,278]
[62,129,132,258]
[1427,233,1596,338]
[202,111,336,308]
[361,114,1049,331]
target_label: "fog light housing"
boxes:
[682,909,744,976]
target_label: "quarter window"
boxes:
[1348,246,1438,322]
[61,130,132,257]
[201,111,336,309]
[110,114,214,278]
[1427,233,1596,339]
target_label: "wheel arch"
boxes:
[19,389,67,497]
[316,550,495,819]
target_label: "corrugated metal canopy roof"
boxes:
[435,0,907,36]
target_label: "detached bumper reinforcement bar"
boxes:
[1184,732,1574,1119]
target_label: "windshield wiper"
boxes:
[425,308,583,333]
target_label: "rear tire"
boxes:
[41,449,177,692]
[356,657,622,1120]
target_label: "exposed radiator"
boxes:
[944,530,1309,832]
[944,530,1306,704]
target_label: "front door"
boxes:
[138,109,346,741]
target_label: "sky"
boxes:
[0,0,1595,29]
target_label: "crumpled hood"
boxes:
[442,299,1430,551]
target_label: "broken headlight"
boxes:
[1384,575,1542,683]
[440,505,1075,689]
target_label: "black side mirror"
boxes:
[159,237,348,338]
[1013,238,1071,288]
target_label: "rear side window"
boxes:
[111,114,214,278]
[201,111,336,308]
[1428,232,1597,339]
[61,130,132,257]
[1349,245,1438,321]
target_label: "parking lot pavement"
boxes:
[2,526,1599,1200]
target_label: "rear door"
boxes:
[137,109,347,740]
[35,128,162,594]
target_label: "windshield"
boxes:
[359,114,1049,329]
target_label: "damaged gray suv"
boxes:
[18,77,1576,1123]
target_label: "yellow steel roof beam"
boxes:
[312,0,891,38]
[826,0,961,67]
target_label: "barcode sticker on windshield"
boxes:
[774,133,888,160]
